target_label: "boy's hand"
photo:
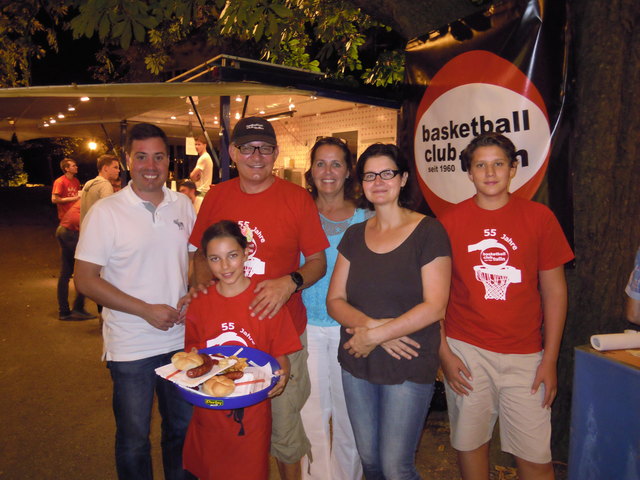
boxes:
[531,359,557,409]
[440,350,473,395]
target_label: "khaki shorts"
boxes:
[444,338,552,464]
[270,330,311,463]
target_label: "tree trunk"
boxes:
[554,0,640,461]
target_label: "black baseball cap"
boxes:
[231,117,277,145]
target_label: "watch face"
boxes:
[291,272,303,289]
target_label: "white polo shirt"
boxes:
[76,183,196,361]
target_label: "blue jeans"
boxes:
[108,351,194,480]
[55,226,85,315]
[342,370,434,480]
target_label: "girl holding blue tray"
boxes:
[182,220,302,480]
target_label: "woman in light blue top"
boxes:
[300,137,369,480]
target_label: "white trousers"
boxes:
[301,325,362,480]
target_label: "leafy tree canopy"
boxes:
[0,0,487,88]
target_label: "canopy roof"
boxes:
[0,56,401,143]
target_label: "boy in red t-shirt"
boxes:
[183,220,302,480]
[439,133,574,480]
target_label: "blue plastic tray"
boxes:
[176,345,280,410]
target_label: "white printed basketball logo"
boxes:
[468,239,521,300]
[238,221,265,277]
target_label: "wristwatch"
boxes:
[290,271,304,292]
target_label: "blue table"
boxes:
[568,346,640,480]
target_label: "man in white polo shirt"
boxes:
[75,123,196,480]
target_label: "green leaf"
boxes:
[132,20,146,42]
[270,3,292,18]
[112,20,126,38]
[253,22,265,42]
[120,21,132,49]
[98,15,110,41]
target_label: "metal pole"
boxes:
[219,96,231,182]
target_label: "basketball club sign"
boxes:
[401,0,569,220]
[413,50,551,215]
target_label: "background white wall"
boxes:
[271,104,398,186]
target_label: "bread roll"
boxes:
[202,376,236,397]
[171,349,204,371]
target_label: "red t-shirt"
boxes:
[59,199,81,231]
[439,196,574,354]
[190,177,329,334]
[183,278,302,480]
[52,175,80,220]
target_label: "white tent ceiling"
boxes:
[0,82,365,143]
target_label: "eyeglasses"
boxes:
[362,169,401,182]
[235,144,276,155]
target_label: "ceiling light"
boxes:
[188,110,194,115]
[235,95,242,102]
[235,112,241,120]
[49,118,56,124]
[43,122,49,127]
[259,110,266,115]
[170,115,177,120]
[80,96,90,102]
[88,141,97,151]
[57,113,65,119]
[264,110,295,122]
[67,105,75,111]
[288,103,295,111]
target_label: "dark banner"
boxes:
[400,0,570,224]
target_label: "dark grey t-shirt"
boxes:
[337,216,451,384]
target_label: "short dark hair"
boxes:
[97,154,118,171]
[179,180,196,191]
[355,143,415,210]
[304,137,357,201]
[201,220,248,252]
[461,132,518,171]
[195,135,207,144]
[60,158,75,172]
[126,123,169,154]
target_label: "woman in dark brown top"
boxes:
[327,143,451,480]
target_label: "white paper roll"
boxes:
[590,332,640,351]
